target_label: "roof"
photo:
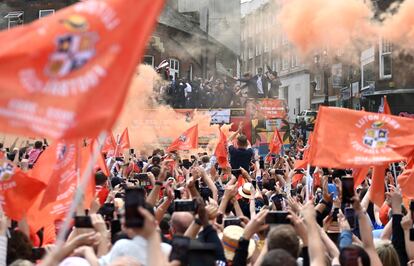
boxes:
[158,3,207,38]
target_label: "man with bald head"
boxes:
[170,212,194,236]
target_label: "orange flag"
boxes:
[27,141,101,232]
[118,128,130,150]
[352,167,370,189]
[398,166,414,199]
[101,132,116,154]
[167,125,198,152]
[371,166,386,207]
[0,160,46,220]
[379,96,392,115]
[269,128,283,154]
[0,0,165,140]
[31,140,78,208]
[309,107,414,168]
[214,127,229,168]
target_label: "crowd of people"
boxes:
[1,122,414,266]
[157,66,282,109]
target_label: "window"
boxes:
[295,98,301,115]
[379,38,392,79]
[314,75,322,91]
[282,56,289,70]
[282,33,289,45]
[272,59,278,71]
[189,64,193,81]
[264,40,269,53]
[4,11,24,29]
[39,9,55,18]
[291,53,297,68]
[169,58,180,80]
[248,46,253,59]
[143,55,154,67]
[282,86,289,101]
[361,47,375,89]
[255,44,261,56]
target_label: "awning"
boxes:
[362,88,414,96]
[311,96,338,104]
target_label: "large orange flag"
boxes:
[118,128,130,150]
[167,125,198,152]
[0,0,164,140]
[309,107,414,168]
[269,128,283,154]
[0,160,46,220]
[214,128,229,168]
[31,140,79,208]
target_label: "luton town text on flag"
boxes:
[0,0,165,139]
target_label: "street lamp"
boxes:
[314,51,330,106]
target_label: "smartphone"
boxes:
[410,200,414,221]
[345,207,356,229]
[327,183,338,199]
[410,228,414,241]
[199,187,212,201]
[252,180,257,188]
[174,199,197,212]
[231,169,242,177]
[272,194,284,211]
[290,189,297,196]
[174,189,182,199]
[32,247,46,260]
[124,187,146,228]
[182,159,192,169]
[129,148,135,155]
[223,217,241,227]
[135,173,150,187]
[216,213,224,224]
[74,216,93,228]
[275,169,285,175]
[342,177,355,204]
[295,169,305,174]
[170,236,191,264]
[265,211,290,224]
[259,159,265,169]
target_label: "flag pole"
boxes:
[306,163,311,202]
[53,131,107,247]
[392,163,398,186]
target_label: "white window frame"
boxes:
[264,40,268,53]
[189,64,193,81]
[248,46,253,59]
[379,38,392,80]
[255,44,260,56]
[143,55,154,67]
[291,53,297,68]
[360,47,375,90]
[169,58,180,80]
[282,56,289,70]
[39,9,55,18]
[4,11,24,29]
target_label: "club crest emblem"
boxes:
[179,135,188,142]
[45,15,98,78]
[363,121,389,149]
[0,162,14,182]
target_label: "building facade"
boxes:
[240,0,311,122]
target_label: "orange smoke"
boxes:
[278,0,376,55]
[113,65,231,153]
[380,0,414,46]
